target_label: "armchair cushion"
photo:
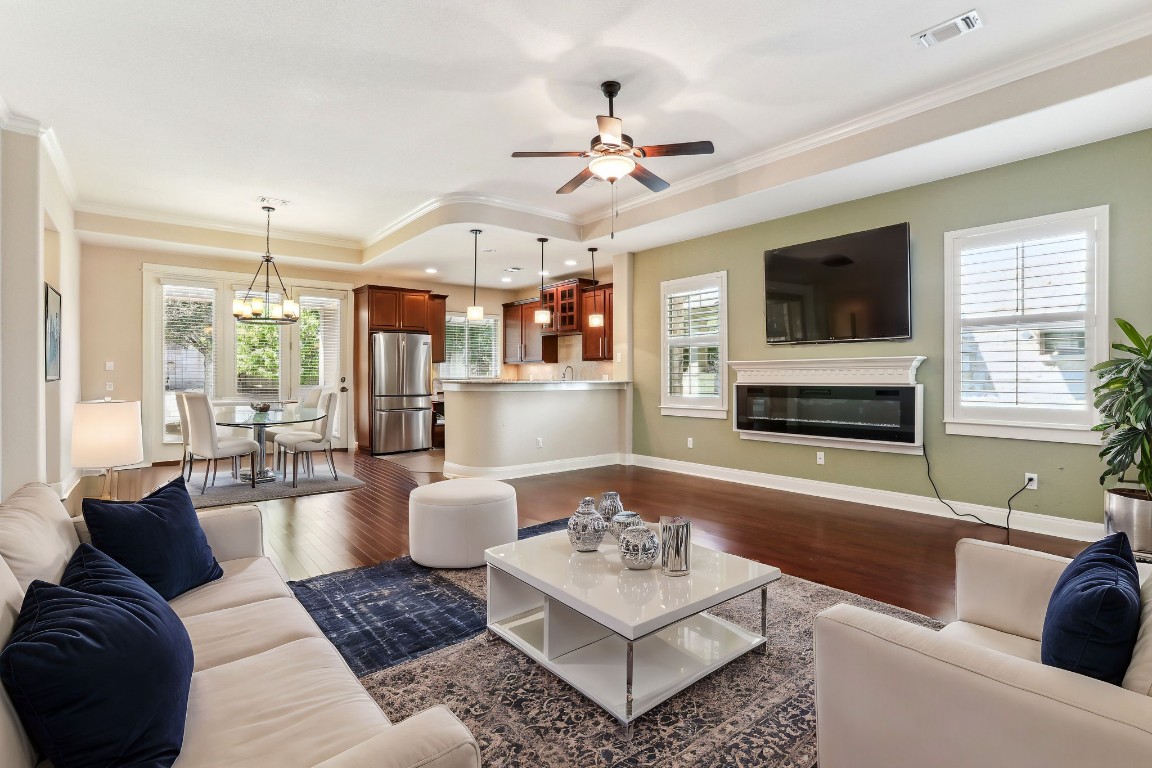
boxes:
[1042,532,1141,685]
[0,545,193,768]
[82,475,223,600]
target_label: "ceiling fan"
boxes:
[512,80,715,195]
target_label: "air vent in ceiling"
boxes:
[914,10,982,48]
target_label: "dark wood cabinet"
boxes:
[582,283,613,361]
[539,278,596,335]
[400,292,428,330]
[368,289,399,328]
[429,294,447,363]
[503,299,558,364]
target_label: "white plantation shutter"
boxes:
[161,284,218,443]
[299,294,342,388]
[945,206,1108,442]
[439,314,499,379]
[661,272,728,417]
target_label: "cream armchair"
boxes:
[814,538,1152,768]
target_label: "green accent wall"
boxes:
[632,129,1152,524]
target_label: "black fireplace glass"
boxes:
[735,385,917,443]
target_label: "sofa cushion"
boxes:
[178,637,391,768]
[1122,574,1152,695]
[168,556,292,619]
[182,596,325,671]
[0,545,193,768]
[938,620,1042,663]
[0,483,78,590]
[82,475,223,600]
[1042,532,1141,685]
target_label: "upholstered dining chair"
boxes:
[265,387,325,472]
[175,392,194,480]
[183,392,260,493]
[274,391,339,488]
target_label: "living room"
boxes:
[2,3,1152,766]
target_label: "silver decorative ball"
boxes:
[618,525,660,570]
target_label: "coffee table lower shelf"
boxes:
[488,605,765,724]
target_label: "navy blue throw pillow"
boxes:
[1041,532,1141,684]
[0,544,194,768]
[83,474,223,600]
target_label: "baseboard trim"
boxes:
[629,454,1104,542]
[444,453,626,481]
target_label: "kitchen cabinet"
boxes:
[582,283,613,361]
[429,294,446,363]
[540,278,596,335]
[503,298,558,364]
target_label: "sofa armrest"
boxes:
[815,603,1152,768]
[196,505,264,561]
[312,706,480,768]
[954,538,1070,640]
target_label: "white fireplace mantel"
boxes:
[729,356,926,386]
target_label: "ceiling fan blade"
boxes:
[631,163,670,193]
[556,167,594,194]
[596,115,624,146]
[638,140,715,157]
[512,151,585,158]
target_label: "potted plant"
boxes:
[1093,318,1152,552]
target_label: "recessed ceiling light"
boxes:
[425,268,438,274]
[564,259,577,266]
[500,277,512,283]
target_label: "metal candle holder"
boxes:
[659,516,691,576]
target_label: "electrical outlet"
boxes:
[816,451,825,465]
[105,361,115,371]
[105,382,114,391]
[536,437,543,448]
[687,437,694,449]
[1025,473,1038,490]
[615,352,622,362]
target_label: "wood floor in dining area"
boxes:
[190,450,1087,622]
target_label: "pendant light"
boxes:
[233,206,299,324]
[534,237,551,325]
[466,229,484,321]
[586,247,604,328]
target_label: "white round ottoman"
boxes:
[408,478,518,568]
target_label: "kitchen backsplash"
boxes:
[504,335,614,381]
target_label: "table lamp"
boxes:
[72,400,144,500]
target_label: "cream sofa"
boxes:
[814,538,1152,767]
[0,483,481,768]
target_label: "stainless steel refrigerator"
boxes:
[371,331,433,454]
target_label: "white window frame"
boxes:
[660,271,728,419]
[439,312,501,380]
[943,206,1109,444]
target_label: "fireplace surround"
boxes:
[730,357,926,454]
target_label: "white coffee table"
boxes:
[484,530,781,728]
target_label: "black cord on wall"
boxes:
[921,438,1000,528]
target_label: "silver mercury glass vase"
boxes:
[660,515,692,576]
[618,523,660,570]
[608,509,643,542]
[597,491,624,523]
[568,497,607,552]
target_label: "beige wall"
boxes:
[631,129,1152,525]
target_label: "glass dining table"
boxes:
[213,404,326,483]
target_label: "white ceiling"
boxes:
[2,0,1152,289]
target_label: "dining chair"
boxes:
[274,392,339,488]
[183,392,260,493]
[266,387,325,472]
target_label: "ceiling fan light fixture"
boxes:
[588,153,636,181]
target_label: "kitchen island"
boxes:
[442,380,630,478]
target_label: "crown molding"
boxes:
[40,127,79,205]
[0,95,42,136]
[578,20,1152,225]
[74,203,362,250]
[364,192,578,247]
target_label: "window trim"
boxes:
[659,271,728,418]
[438,311,502,380]
[942,206,1109,444]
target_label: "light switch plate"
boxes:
[105,361,115,371]
[105,382,114,391]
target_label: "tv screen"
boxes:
[764,222,910,344]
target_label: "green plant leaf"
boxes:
[1116,318,1150,355]
[1112,343,1144,356]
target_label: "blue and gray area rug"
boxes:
[288,519,566,675]
[291,519,939,768]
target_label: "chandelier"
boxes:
[233,206,299,324]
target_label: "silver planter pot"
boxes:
[1105,488,1152,554]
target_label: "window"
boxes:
[299,294,342,388]
[233,289,282,401]
[660,271,728,418]
[161,283,218,443]
[944,206,1108,443]
[439,314,500,379]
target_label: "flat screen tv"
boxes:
[764,222,910,344]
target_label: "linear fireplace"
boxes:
[730,357,926,454]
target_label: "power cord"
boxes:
[922,437,1000,527]
[1004,481,1030,545]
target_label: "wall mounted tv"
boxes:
[764,222,910,344]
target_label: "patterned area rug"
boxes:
[298,520,941,767]
[187,469,364,509]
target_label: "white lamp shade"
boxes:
[249,296,264,316]
[534,308,552,325]
[587,313,605,328]
[72,401,144,469]
[466,305,484,321]
[588,154,636,181]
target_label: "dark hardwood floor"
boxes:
[121,451,1086,622]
